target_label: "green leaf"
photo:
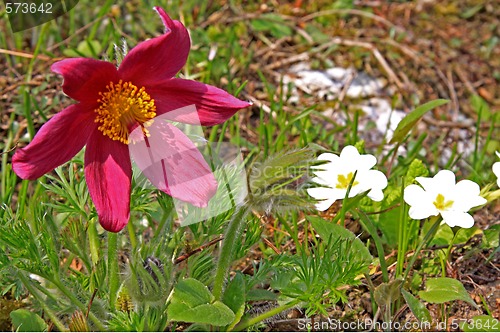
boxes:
[430,224,454,247]
[470,94,492,125]
[461,315,500,332]
[223,272,246,329]
[405,159,429,184]
[250,14,293,38]
[390,99,449,144]
[246,289,278,301]
[374,279,402,307]
[419,277,478,308]
[171,278,213,306]
[308,216,372,264]
[10,309,48,332]
[63,40,102,58]
[167,278,235,326]
[167,301,235,326]
[401,289,432,323]
[460,4,483,19]
[482,225,500,249]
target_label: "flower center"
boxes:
[433,193,454,211]
[336,172,359,189]
[94,80,156,144]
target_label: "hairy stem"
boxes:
[212,206,249,301]
[108,232,119,311]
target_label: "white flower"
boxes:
[404,170,486,228]
[493,151,500,187]
[307,145,388,211]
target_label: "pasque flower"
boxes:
[12,7,250,232]
[307,145,388,211]
[404,170,486,228]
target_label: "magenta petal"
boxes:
[85,130,131,232]
[148,78,251,126]
[13,103,96,180]
[129,121,217,207]
[118,8,190,87]
[51,58,119,102]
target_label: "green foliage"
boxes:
[167,278,235,326]
[482,225,500,249]
[308,216,372,265]
[374,279,403,308]
[222,273,246,330]
[63,40,102,58]
[108,306,169,332]
[401,289,432,324]
[250,13,293,38]
[10,309,47,332]
[405,159,429,184]
[471,95,493,121]
[390,99,449,144]
[270,234,370,317]
[430,224,479,247]
[418,277,478,308]
[125,255,172,305]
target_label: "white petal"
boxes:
[339,145,360,162]
[408,205,437,220]
[357,153,377,170]
[414,176,434,192]
[311,173,334,186]
[346,184,364,198]
[307,186,333,200]
[317,152,339,164]
[416,170,455,193]
[404,185,428,206]
[453,180,487,210]
[433,170,457,188]
[368,189,384,201]
[366,170,388,189]
[496,151,500,159]
[441,211,474,228]
[307,186,339,211]
[315,197,337,211]
[493,161,500,187]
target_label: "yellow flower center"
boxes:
[94,80,156,144]
[336,172,359,189]
[433,193,454,211]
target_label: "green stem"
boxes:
[396,181,408,278]
[108,232,119,311]
[232,300,300,332]
[212,206,249,301]
[18,273,67,332]
[356,209,389,282]
[403,216,441,281]
[339,171,358,227]
[127,221,137,249]
[88,218,100,266]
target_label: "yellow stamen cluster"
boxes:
[94,80,156,144]
[433,193,454,211]
[336,172,359,189]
